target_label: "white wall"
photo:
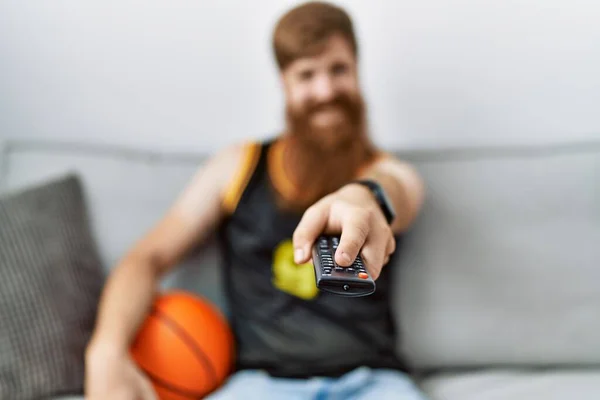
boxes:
[1,0,599,152]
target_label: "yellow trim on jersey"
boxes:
[267,139,297,202]
[222,142,262,215]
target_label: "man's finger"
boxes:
[293,201,330,264]
[359,223,390,279]
[360,235,387,280]
[381,233,395,268]
[335,210,371,266]
[386,234,396,256]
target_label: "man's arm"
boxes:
[292,155,424,280]
[86,143,249,359]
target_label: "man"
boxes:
[85,2,427,399]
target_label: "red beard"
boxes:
[274,91,377,212]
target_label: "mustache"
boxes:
[303,93,360,117]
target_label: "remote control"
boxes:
[312,235,376,297]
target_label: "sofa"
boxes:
[1,136,599,400]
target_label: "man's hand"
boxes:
[85,342,157,400]
[292,183,395,280]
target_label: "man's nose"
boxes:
[312,74,336,102]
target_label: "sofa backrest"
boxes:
[1,138,599,372]
[0,141,6,186]
[394,141,600,370]
[0,140,228,312]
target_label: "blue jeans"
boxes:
[205,367,429,400]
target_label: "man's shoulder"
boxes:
[216,135,279,215]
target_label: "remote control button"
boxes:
[358,272,368,279]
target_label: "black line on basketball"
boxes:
[141,366,202,399]
[152,307,219,390]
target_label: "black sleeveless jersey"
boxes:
[217,138,406,378]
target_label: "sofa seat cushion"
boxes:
[420,368,600,400]
[47,397,84,400]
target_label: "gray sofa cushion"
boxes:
[395,144,600,369]
[0,174,105,400]
[420,369,600,400]
[46,398,84,400]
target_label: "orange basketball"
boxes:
[130,291,235,400]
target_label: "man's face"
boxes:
[282,34,364,150]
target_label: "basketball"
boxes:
[130,291,235,400]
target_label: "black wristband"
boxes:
[351,179,396,225]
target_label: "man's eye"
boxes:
[299,70,314,81]
[331,63,348,75]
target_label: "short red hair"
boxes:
[272,1,358,71]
